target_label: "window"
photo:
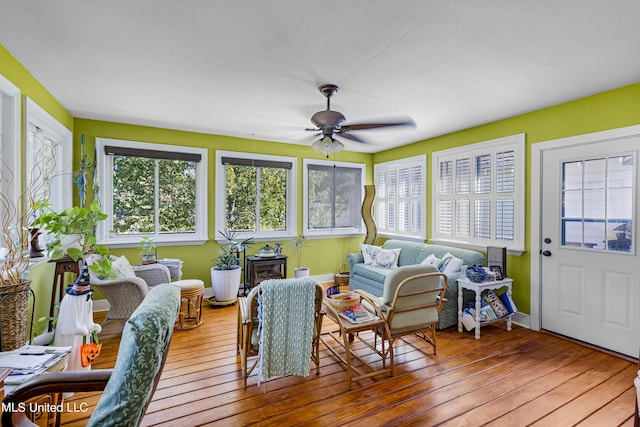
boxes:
[24,97,73,213]
[303,159,365,237]
[432,134,524,252]
[0,74,20,219]
[96,138,208,246]
[374,155,426,240]
[215,151,297,241]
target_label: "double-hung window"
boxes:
[96,138,208,246]
[0,75,20,220]
[303,159,365,237]
[24,97,73,213]
[374,155,426,240]
[432,134,525,252]
[216,151,297,241]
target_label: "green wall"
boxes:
[72,119,373,286]
[374,82,640,314]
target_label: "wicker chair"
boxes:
[88,257,172,324]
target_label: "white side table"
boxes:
[458,277,514,339]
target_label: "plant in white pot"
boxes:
[210,229,253,302]
[289,234,309,278]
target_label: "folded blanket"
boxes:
[256,278,317,384]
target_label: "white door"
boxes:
[540,136,640,357]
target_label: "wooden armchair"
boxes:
[2,284,180,427]
[237,278,324,388]
[355,267,448,359]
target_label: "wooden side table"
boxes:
[457,277,514,340]
[245,255,287,293]
[48,256,81,331]
[320,301,393,389]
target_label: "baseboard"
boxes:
[511,311,530,329]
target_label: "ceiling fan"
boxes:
[306,84,414,157]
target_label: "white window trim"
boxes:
[96,138,208,247]
[374,154,427,241]
[303,158,366,238]
[24,96,73,211]
[215,150,297,242]
[0,74,20,210]
[431,133,525,254]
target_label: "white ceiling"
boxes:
[1,0,639,153]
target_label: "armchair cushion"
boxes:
[111,255,136,279]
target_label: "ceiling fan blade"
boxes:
[337,132,368,144]
[343,118,415,131]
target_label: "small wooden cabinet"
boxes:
[246,255,287,293]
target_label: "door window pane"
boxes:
[561,155,634,253]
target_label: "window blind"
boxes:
[105,145,201,162]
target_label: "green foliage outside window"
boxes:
[225,165,286,232]
[112,156,196,234]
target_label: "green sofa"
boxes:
[347,239,485,330]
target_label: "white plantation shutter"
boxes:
[432,134,524,251]
[374,155,426,239]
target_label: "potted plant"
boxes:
[210,229,253,302]
[137,236,157,264]
[35,200,113,279]
[289,234,310,278]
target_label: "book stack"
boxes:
[340,304,377,323]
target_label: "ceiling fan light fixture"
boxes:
[312,136,344,156]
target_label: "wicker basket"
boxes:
[0,280,32,351]
[333,264,350,288]
[325,291,360,313]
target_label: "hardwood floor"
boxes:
[59,301,637,426]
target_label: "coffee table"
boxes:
[320,301,393,389]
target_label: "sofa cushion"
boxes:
[360,244,380,265]
[371,247,401,269]
[352,263,395,283]
[421,254,441,268]
[439,252,464,276]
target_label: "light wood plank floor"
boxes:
[59,301,637,426]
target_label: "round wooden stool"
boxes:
[173,279,205,330]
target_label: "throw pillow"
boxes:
[111,256,136,279]
[439,252,464,276]
[371,247,402,269]
[360,244,381,265]
[421,254,441,268]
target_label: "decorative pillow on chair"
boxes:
[111,256,136,279]
[371,248,402,269]
[421,254,441,268]
[360,244,381,265]
[439,252,464,276]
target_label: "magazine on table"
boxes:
[339,309,378,323]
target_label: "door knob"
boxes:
[542,250,552,257]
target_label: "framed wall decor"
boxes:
[490,265,503,280]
